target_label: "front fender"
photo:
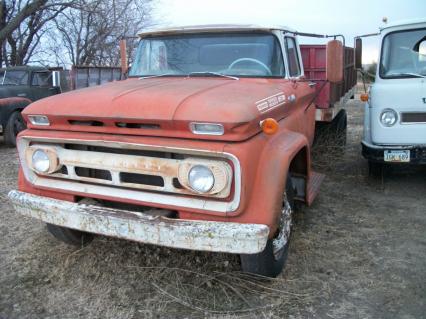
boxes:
[0,97,32,127]
[243,129,310,234]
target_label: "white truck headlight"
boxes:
[380,109,398,127]
[188,165,215,193]
[32,149,51,173]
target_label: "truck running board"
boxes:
[306,171,325,206]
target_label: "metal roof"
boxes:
[380,18,426,31]
[138,24,296,37]
[0,66,47,71]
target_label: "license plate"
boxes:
[384,150,410,162]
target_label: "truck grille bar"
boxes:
[400,112,426,124]
[17,137,242,213]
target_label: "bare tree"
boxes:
[49,0,153,67]
[0,0,77,66]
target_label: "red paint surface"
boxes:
[19,75,318,236]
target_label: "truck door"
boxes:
[30,71,60,101]
[284,36,316,144]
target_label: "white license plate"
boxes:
[384,150,410,163]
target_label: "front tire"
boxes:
[46,224,94,247]
[240,176,295,278]
[4,111,26,147]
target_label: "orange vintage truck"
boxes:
[8,24,348,277]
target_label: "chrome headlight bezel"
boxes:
[380,109,398,127]
[26,146,60,174]
[177,158,232,197]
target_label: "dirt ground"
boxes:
[0,98,425,319]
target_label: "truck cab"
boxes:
[0,66,61,146]
[361,19,426,172]
[8,24,344,277]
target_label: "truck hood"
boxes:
[23,77,294,141]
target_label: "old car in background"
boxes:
[0,65,122,146]
[0,66,61,146]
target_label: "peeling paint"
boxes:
[8,190,269,254]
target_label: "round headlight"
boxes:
[188,165,215,193]
[380,109,398,127]
[32,149,50,173]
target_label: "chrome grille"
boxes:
[400,112,426,124]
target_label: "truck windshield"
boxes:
[0,70,29,85]
[380,28,426,78]
[129,32,285,78]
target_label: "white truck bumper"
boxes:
[8,190,269,254]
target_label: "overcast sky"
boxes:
[152,0,426,64]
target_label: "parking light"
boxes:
[28,115,50,126]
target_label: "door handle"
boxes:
[17,93,27,97]
[308,82,317,88]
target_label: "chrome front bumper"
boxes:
[8,190,269,254]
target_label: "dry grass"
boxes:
[1,98,425,318]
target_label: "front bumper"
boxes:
[361,140,426,164]
[8,190,269,254]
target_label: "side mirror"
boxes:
[355,38,363,69]
[326,40,344,83]
[52,71,61,88]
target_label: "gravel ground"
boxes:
[0,98,425,319]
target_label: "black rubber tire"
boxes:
[333,109,347,148]
[240,176,295,278]
[368,161,384,178]
[46,224,94,247]
[4,111,26,147]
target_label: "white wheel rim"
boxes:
[272,192,293,260]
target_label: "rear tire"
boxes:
[46,224,94,247]
[4,111,26,147]
[240,175,295,278]
[333,109,347,148]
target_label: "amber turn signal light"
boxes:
[360,93,369,102]
[260,118,279,135]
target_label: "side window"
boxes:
[31,72,51,87]
[285,37,301,77]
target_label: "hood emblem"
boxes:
[255,93,286,114]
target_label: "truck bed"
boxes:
[301,45,356,109]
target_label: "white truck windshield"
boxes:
[129,33,285,78]
[380,28,426,78]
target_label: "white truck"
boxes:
[359,18,426,174]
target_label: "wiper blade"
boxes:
[139,73,175,80]
[188,72,239,80]
[388,72,426,78]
